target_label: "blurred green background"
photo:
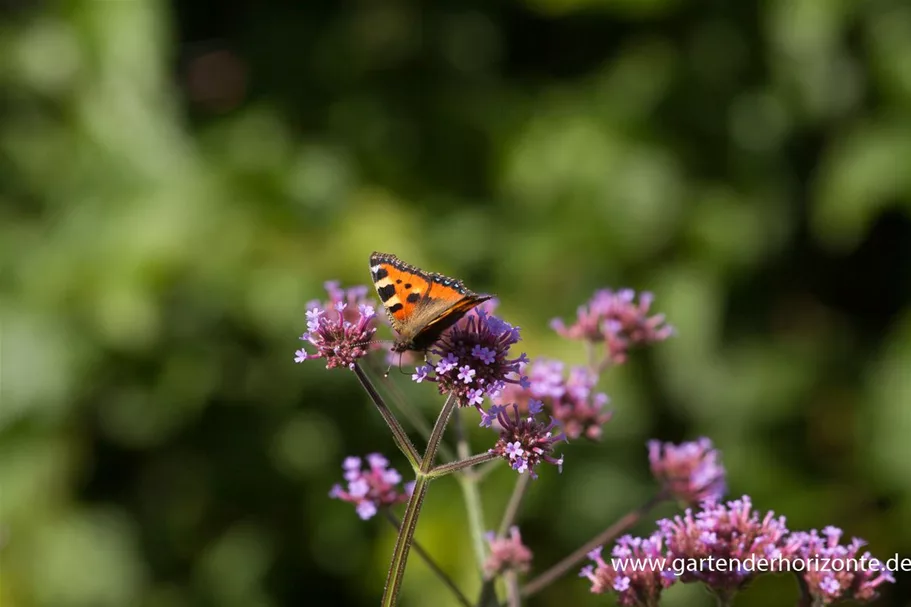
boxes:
[1,0,909,606]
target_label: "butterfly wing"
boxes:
[404,286,491,351]
[370,251,492,351]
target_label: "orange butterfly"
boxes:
[370,251,492,353]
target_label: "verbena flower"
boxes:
[412,307,529,414]
[581,532,675,606]
[487,401,565,479]
[496,358,612,440]
[658,495,801,594]
[551,289,673,365]
[648,438,726,505]
[295,281,378,369]
[791,526,895,605]
[483,526,533,577]
[329,453,414,520]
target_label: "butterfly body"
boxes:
[369,251,492,353]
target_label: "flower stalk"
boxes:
[498,473,530,538]
[382,511,472,607]
[381,474,429,607]
[380,394,458,607]
[505,570,520,607]
[353,362,421,469]
[428,452,498,478]
[454,408,490,572]
[522,491,667,597]
[795,572,813,607]
[370,361,457,462]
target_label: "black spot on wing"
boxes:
[373,267,388,281]
[406,292,420,303]
[388,303,404,313]
[378,284,396,301]
[404,283,412,289]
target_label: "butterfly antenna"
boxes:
[337,339,398,378]
[396,350,411,376]
[350,338,391,350]
[378,351,406,379]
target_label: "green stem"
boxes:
[381,475,429,607]
[380,394,458,607]
[369,359,456,462]
[476,582,499,607]
[454,408,489,571]
[497,473,530,538]
[794,572,813,607]
[461,473,492,599]
[382,511,471,607]
[353,362,421,469]
[423,394,458,473]
[505,570,520,607]
[428,452,497,478]
[585,340,598,374]
[473,458,502,481]
[521,491,667,598]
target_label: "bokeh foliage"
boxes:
[1,0,909,606]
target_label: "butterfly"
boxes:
[369,251,492,353]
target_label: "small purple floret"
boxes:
[658,495,800,591]
[488,401,565,479]
[581,532,674,605]
[329,452,412,520]
[648,438,727,505]
[295,281,378,369]
[551,288,673,365]
[483,526,533,577]
[409,308,529,416]
[494,358,613,440]
[790,526,895,604]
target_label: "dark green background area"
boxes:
[1,0,909,606]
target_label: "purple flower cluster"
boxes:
[791,526,895,605]
[483,526,533,577]
[658,495,801,591]
[411,308,529,413]
[551,288,673,365]
[648,438,727,506]
[582,493,896,605]
[295,282,378,369]
[495,358,613,440]
[487,401,565,479]
[329,453,414,520]
[581,533,674,606]
[302,273,894,607]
